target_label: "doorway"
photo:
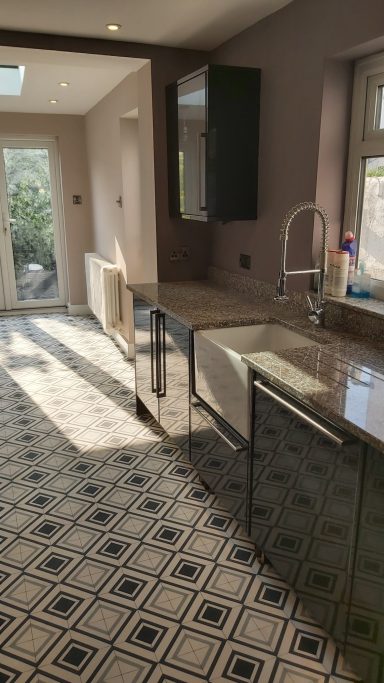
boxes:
[0,138,67,310]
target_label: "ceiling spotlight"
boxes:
[49,99,58,104]
[106,23,122,31]
[58,81,69,87]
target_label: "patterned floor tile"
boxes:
[139,580,196,622]
[161,626,223,679]
[210,641,277,681]
[182,591,242,639]
[1,614,65,666]
[92,649,160,683]
[0,314,359,682]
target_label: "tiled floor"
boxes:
[0,314,361,682]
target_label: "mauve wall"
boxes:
[209,0,384,286]
[0,112,92,304]
[85,64,159,340]
[0,31,210,284]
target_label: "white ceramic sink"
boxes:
[194,323,317,439]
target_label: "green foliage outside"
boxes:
[367,165,384,177]
[4,148,56,276]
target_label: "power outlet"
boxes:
[239,253,251,270]
[169,250,180,262]
[180,246,190,261]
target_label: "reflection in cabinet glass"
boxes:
[191,401,248,527]
[178,71,207,218]
[249,375,362,650]
[133,295,190,453]
[345,445,384,683]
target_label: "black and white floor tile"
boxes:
[0,314,362,682]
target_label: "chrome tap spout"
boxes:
[274,201,329,326]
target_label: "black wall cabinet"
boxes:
[167,64,261,222]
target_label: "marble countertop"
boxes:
[128,281,384,452]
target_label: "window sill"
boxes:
[325,294,384,321]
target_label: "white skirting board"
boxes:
[110,328,134,359]
[67,304,92,315]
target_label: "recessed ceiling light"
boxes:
[106,23,122,31]
[49,99,58,104]
[58,81,69,87]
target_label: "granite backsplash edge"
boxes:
[208,266,384,341]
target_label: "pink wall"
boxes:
[0,31,210,283]
[209,0,384,287]
[0,112,92,304]
[85,65,158,340]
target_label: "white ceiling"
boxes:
[0,48,147,115]
[0,0,293,51]
[0,0,293,115]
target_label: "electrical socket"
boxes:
[170,246,190,262]
[239,253,251,270]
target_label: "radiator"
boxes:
[85,253,121,332]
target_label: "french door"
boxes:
[0,138,67,310]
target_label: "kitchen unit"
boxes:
[129,279,384,683]
[166,64,260,221]
[190,399,248,527]
[134,294,190,452]
[249,376,362,649]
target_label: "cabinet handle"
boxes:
[192,402,247,452]
[150,309,157,394]
[158,313,166,398]
[198,132,207,211]
[254,380,353,447]
[155,311,161,398]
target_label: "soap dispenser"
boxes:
[351,262,371,298]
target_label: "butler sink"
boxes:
[194,323,318,439]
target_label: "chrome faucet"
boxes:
[274,201,329,326]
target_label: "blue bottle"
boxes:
[341,231,356,294]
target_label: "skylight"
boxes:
[0,65,25,96]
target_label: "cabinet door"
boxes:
[133,296,159,421]
[345,445,384,683]
[177,72,207,218]
[191,402,248,527]
[250,379,361,647]
[158,313,190,451]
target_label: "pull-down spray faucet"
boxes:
[274,202,329,326]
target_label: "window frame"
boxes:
[344,52,384,298]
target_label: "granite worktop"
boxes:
[128,280,384,452]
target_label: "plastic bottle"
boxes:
[351,262,371,298]
[341,231,357,295]
[331,250,349,297]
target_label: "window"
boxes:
[345,52,384,297]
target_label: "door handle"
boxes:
[150,309,158,394]
[191,402,247,452]
[158,312,166,398]
[4,219,16,234]
[198,132,207,211]
[254,380,354,447]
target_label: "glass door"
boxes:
[177,71,207,218]
[0,139,67,309]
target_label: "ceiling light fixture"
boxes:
[49,99,58,104]
[58,81,69,87]
[106,23,122,31]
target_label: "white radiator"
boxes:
[85,253,121,332]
